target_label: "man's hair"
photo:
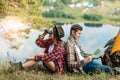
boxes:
[70,24,83,34]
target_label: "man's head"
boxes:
[70,24,83,40]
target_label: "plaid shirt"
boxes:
[66,37,90,73]
[34,36,66,74]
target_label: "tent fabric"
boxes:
[111,30,120,55]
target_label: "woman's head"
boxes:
[49,26,64,43]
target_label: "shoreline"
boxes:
[47,18,120,27]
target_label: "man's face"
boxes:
[72,30,82,40]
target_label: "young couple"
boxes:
[11,24,111,74]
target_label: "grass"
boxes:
[0,60,120,80]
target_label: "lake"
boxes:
[0,22,119,62]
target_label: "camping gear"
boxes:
[111,30,120,55]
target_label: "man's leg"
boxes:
[82,61,112,74]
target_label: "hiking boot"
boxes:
[113,67,120,75]
[9,61,24,70]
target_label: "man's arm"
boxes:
[66,41,93,69]
[77,43,91,57]
[66,42,85,69]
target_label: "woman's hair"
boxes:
[53,27,62,43]
[70,24,83,34]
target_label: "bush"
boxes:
[110,18,120,22]
[83,14,102,21]
[54,0,66,10]
[42,0,49,6]
[61,0,71,4]
[42,10,75,19]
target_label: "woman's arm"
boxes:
[35,32,53,48]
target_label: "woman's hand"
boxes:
[38,29,48,39]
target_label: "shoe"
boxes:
[113,67,120,75]
[9,61,24,70]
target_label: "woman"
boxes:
[11,26,66,74]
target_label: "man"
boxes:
[66,24,111,74]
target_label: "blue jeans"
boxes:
[82,61,112,74]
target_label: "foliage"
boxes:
[0,0,52,30]
[92,0,101,6]
[42,0,56,7]
[110,17,120,22]
[61,0,71,4]
[83,14,102,21]
[42,0,51,6]
[0,0,53,50]
[54,0,66,10]
[42,10,75,19]
[107,0,117,2]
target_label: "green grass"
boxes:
[0,61,120,80]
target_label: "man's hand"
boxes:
[84,56,93,64]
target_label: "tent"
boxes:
[111,30,120,55]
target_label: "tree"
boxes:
[0,0,52,30]
[54,0,66,10]
[61,0,71,4]
[0,0,53,51]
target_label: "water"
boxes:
[0,22,119,62]
[62,23,119,53]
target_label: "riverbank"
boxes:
[46,18,120,26]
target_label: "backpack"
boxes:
[101,37,120,67]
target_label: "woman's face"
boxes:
[49,29,54,39]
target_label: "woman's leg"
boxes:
[22,51,56,72]
[22,51,44,68]
[44,61,56,72]
[22,60,37,68]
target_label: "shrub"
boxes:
[83,14,102,21]
[110,18,120,22]
[42,10,75,19]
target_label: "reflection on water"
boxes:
[84,22,103,27]
[0,22,119,62]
